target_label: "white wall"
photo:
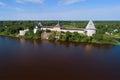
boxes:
[41,28,84,34]
[41,27,96,36]
[86,30,96,36]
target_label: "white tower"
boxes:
[53,21,62,31]
[85,20,96,36]
[34,26,39,34]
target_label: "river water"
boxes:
[0,36,120,80]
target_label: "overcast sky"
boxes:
[0,0,120,20]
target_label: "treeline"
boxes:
[0,20,120,29]
[1,20,120,35]
[48,31,117,45]
[0,21,42,39]
[0,21,36,30]
[95,21,120,35]
[21,30,43,40]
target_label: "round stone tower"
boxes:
[85,20,96,36]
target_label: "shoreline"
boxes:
[0,35,119,46]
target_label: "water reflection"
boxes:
[19,38,115,52]
[20,38,26,45]
[33,40,42,47]
[84,44,93,53]
[58,41,72,48]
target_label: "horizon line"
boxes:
[0,19,120,21]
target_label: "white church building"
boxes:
[34,20,96,36]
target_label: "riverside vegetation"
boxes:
[0,21,120,45]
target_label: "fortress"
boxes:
[19,20,96,36]
[34,20,96,36]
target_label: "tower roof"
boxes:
[85,20,96,30]
[38,22,43,27]
[54,21,62,28]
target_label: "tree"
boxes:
[81,36,91,42]
[48,31,56,41]
[0,27,5,32]
[65,31,71,41]
[24,31,34,39]
[102,34,116,43]
[92,34,103,41]
[69,32,80,42]
[33,30,42,40]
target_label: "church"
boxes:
[34,20,96,36]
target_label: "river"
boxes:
[0,36,120,80]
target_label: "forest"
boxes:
[0,20,120,45]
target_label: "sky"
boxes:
[0,0,120,20]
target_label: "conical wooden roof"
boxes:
[38,22,43,27]
[54,21,62,28]
[85,20,96,30]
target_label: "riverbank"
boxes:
[0,32,120,46]
[0,20,120,45]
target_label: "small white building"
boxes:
[19,30,26,36]
[19,29,29,36]
[113,29,118,32]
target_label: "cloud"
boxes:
[0,2,6,7]
[16,0,44,4]
[58,0,86,6]
[1,5,120,20]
